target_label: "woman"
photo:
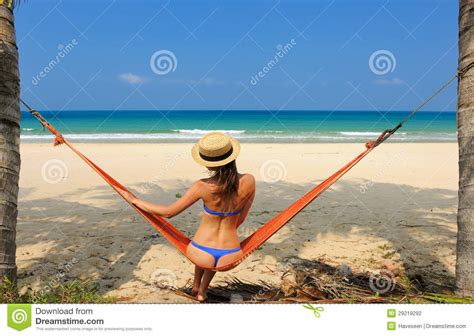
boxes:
[121,132,255,302]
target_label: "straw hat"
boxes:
[191,132,240,167]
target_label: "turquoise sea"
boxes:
[21,110,456,143]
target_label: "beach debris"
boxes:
[280,273,297,297]
[380,260,401,276]
[175,256,443,303]
[229,294,244,303]
[337,262,352,277]
[150,269,177,292]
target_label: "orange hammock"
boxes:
[20,64,463,272]
[22,104,394,272]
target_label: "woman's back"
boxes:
[193,173,255,248]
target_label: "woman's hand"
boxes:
[115,181,202,218]
[365,140,377,149]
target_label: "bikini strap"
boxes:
[203,205,242,217]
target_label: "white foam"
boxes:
[175,129,246,134]
[338,131,407,136]
[20,132,457,142]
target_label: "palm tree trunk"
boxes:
[456,0,474,297]
[0,0,20,283]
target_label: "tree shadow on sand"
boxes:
[16,177,457,301]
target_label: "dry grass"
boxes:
[0,277,115,304]
[176,257,473,304]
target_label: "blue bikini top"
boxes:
[203,204,242,217]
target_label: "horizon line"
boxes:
[20,109,457,113]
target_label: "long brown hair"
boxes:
[209,160,239,199]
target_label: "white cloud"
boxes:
[118,73,147,84]
[161,77,230,86]
[373,78,404,86]
[198,77,226,86]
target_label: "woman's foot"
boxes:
[197,291,207,302]
[192,266,204,297]
[195,270,215,303]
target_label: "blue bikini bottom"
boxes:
[191,241,241,267]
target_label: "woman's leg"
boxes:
[192,266,204,296]
[197,270,216,302]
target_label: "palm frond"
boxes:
[0,0,24,10]
[175,256,462,304]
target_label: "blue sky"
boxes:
[16,0,458,111]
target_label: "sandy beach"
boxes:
[17,142,458,302]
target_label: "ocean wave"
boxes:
[338,131,407,136]
[21,133,247,140]
[20,131,457,143]
[22,128,35,131]
[174,129,246,134]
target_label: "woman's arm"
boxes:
[120,181,203,218]
[236,175,256,228]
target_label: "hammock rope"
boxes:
[19,63,473,272]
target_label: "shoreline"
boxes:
[20,139,458,144]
